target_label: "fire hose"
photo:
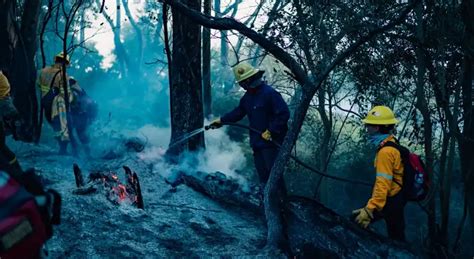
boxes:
[205,122,373,187]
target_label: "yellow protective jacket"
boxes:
[366,135,404,212]
[37,65,73,141]
[37,64,73,102]
[0,71,18,120]
[0,71,10,98]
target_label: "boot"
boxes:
[58,141,68,155]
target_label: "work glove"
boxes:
[352,207,373,228]
[261,129,272,141]
[208,118,222,129]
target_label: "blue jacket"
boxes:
[221,83,290,150]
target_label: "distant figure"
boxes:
[208,62,290,248]
[37,52,73,154]
[69,77,98,157]
[352,105,407,241]
[0,69,23,174]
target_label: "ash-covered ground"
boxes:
[9,132,271,258]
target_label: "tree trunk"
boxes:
[122,0,143,75]
[460,55,474,243]
[439,130,450,242]
[168,0,204,156]
[414,1,437,248]
[10,0,41,143]
[202,0,212,118]
[316,84,332,204]
[0,0,17,70]
[213,0,227,66]
[460,0,474,243]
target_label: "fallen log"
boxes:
[285,197,419,258]
[170,170,419,257]
[169,170,261,212]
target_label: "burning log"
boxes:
[124,166,144,209]
[72,165,144,209]
[169,170,418,257]
[73,163,97,195]
[73,163,85,188]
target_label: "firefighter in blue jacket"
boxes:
[209,62,290,187]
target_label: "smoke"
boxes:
[135,124,248,184]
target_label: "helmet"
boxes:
[54,52,70,65]
[232,62,264,83]
[362,106,399,125]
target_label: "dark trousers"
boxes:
[373,191,407,241]
[253,148,279,184]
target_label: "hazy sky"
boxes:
[86,0,266,68]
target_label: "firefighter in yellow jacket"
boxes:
[352,105,407,241]
[0,70,23,174]
[37,53,74,154]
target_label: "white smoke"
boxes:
[135,124,248,182]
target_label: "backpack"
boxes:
[378,141,431,201]
[0,170,61,258]
[71,87,98,123]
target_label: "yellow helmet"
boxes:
[232,62,264,83]
[54,52,70,65]
[362,106,399,125]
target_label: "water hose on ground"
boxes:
[205,122,373,187]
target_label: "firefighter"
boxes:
[208,62,290,187]
[352,105,407,241]
[0,69,23,175]
[37,52,74,155]
[208,62,290,250]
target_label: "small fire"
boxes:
[85,168,143,209]
[113,184,128,201]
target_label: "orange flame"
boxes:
[113,184,128,201]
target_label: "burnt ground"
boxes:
[10,141,271,258]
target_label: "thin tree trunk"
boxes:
[460,0,474,242]
[213,0,228,66]
[202,0,212,118]
[439,130,450,242]
[414,1,437,248]
[122,0,143,74]
[460,55,474,243]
